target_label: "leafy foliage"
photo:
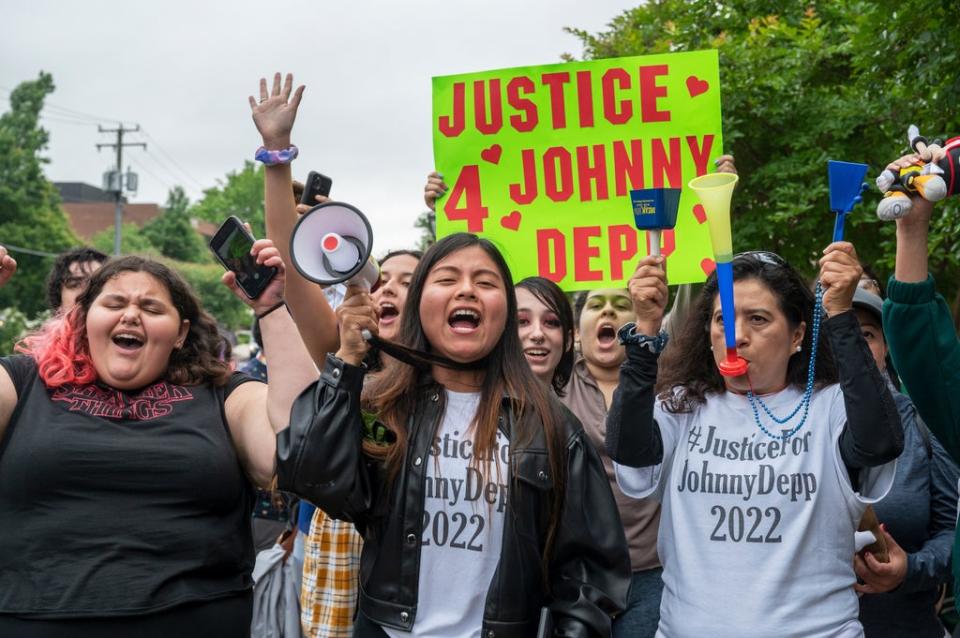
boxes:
[191,160,266,237]
[142,186,209,263]
[0,307,47,355]
[175,260,251,331]
[0,72,80,316]
[413,210,436,252]
[90,222,161,257]
[567,1,960,312]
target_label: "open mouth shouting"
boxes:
[448,307,481,334]
[378,301,400,326]
[111,330,145,354]
[596,322,618,350]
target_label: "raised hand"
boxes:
[222,238,286,315]
[334,285,379,366]
[714,154,737,176]
[886,154,936,228]
[249,72,305,149]
[0,246,17,289]
[424,171,447,212]
[818,241,862,318]
[628,255,669,336]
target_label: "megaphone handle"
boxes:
[649,229,662,258]
[832,212,845,243]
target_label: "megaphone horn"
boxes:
[289,202,380,290]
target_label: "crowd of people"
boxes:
[0,71,957,638]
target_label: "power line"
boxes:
[129,155,176,192]
[0,85,127,125]
[0,242,59,258]
[2,86,206,190]
[40,113,100,127]
[138,129,205,189]
[97,124,146,255]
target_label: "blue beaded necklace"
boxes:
[745,282,824,440]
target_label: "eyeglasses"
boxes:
[734,251,789,268]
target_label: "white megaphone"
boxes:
[289,202,380,290]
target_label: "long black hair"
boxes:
[657,252,837,412]
[517,276,575,396]
[363,233,567,564]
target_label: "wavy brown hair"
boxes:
[69,256,231,387]
[657,253,837,412]
[363,233,568,566]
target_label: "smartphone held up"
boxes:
[300,171,333,206]
[208,216,277,299]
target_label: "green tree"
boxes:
[0,72,80,316]
[567,1,960,310]
[90,222,159,257]
[413,210,436,251]
[175,261,251,330]
[142,186,209,263]
[191,160,266,237]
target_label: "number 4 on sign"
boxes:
[443,165,489,232]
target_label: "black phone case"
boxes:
[208,217,277,299]
[300,171,332,205]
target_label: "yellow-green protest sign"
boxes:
[432,50,724,290]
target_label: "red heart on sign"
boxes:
[693,204,707,224]
[700,258,717,276]
[501,211,521,231]
[480,144,502,164]
[686,76,709,97]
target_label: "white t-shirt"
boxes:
[615,385,895,638]
[385,389,508,638]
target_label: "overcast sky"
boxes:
[1,0,636,253]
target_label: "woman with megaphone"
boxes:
[276,232,631,637]
[606,243,903,637]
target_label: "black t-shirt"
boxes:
[0,355,260,618]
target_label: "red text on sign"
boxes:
[437,65,674,137]
[509,135,714,205]
[537,225,676,284]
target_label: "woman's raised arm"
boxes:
[249,72,339,367]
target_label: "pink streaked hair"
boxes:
[16,307,97,388]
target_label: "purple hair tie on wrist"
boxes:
[255,144,299,166]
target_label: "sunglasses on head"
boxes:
[733,251,789,268]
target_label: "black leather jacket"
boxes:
[277,355,630,637]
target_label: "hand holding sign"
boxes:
[424,171,447,212]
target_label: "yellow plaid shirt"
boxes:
[300,508,363,637]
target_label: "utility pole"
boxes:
[97,125,146,255]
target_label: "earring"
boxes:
[710,345,714,352]
[796,345,802,352]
